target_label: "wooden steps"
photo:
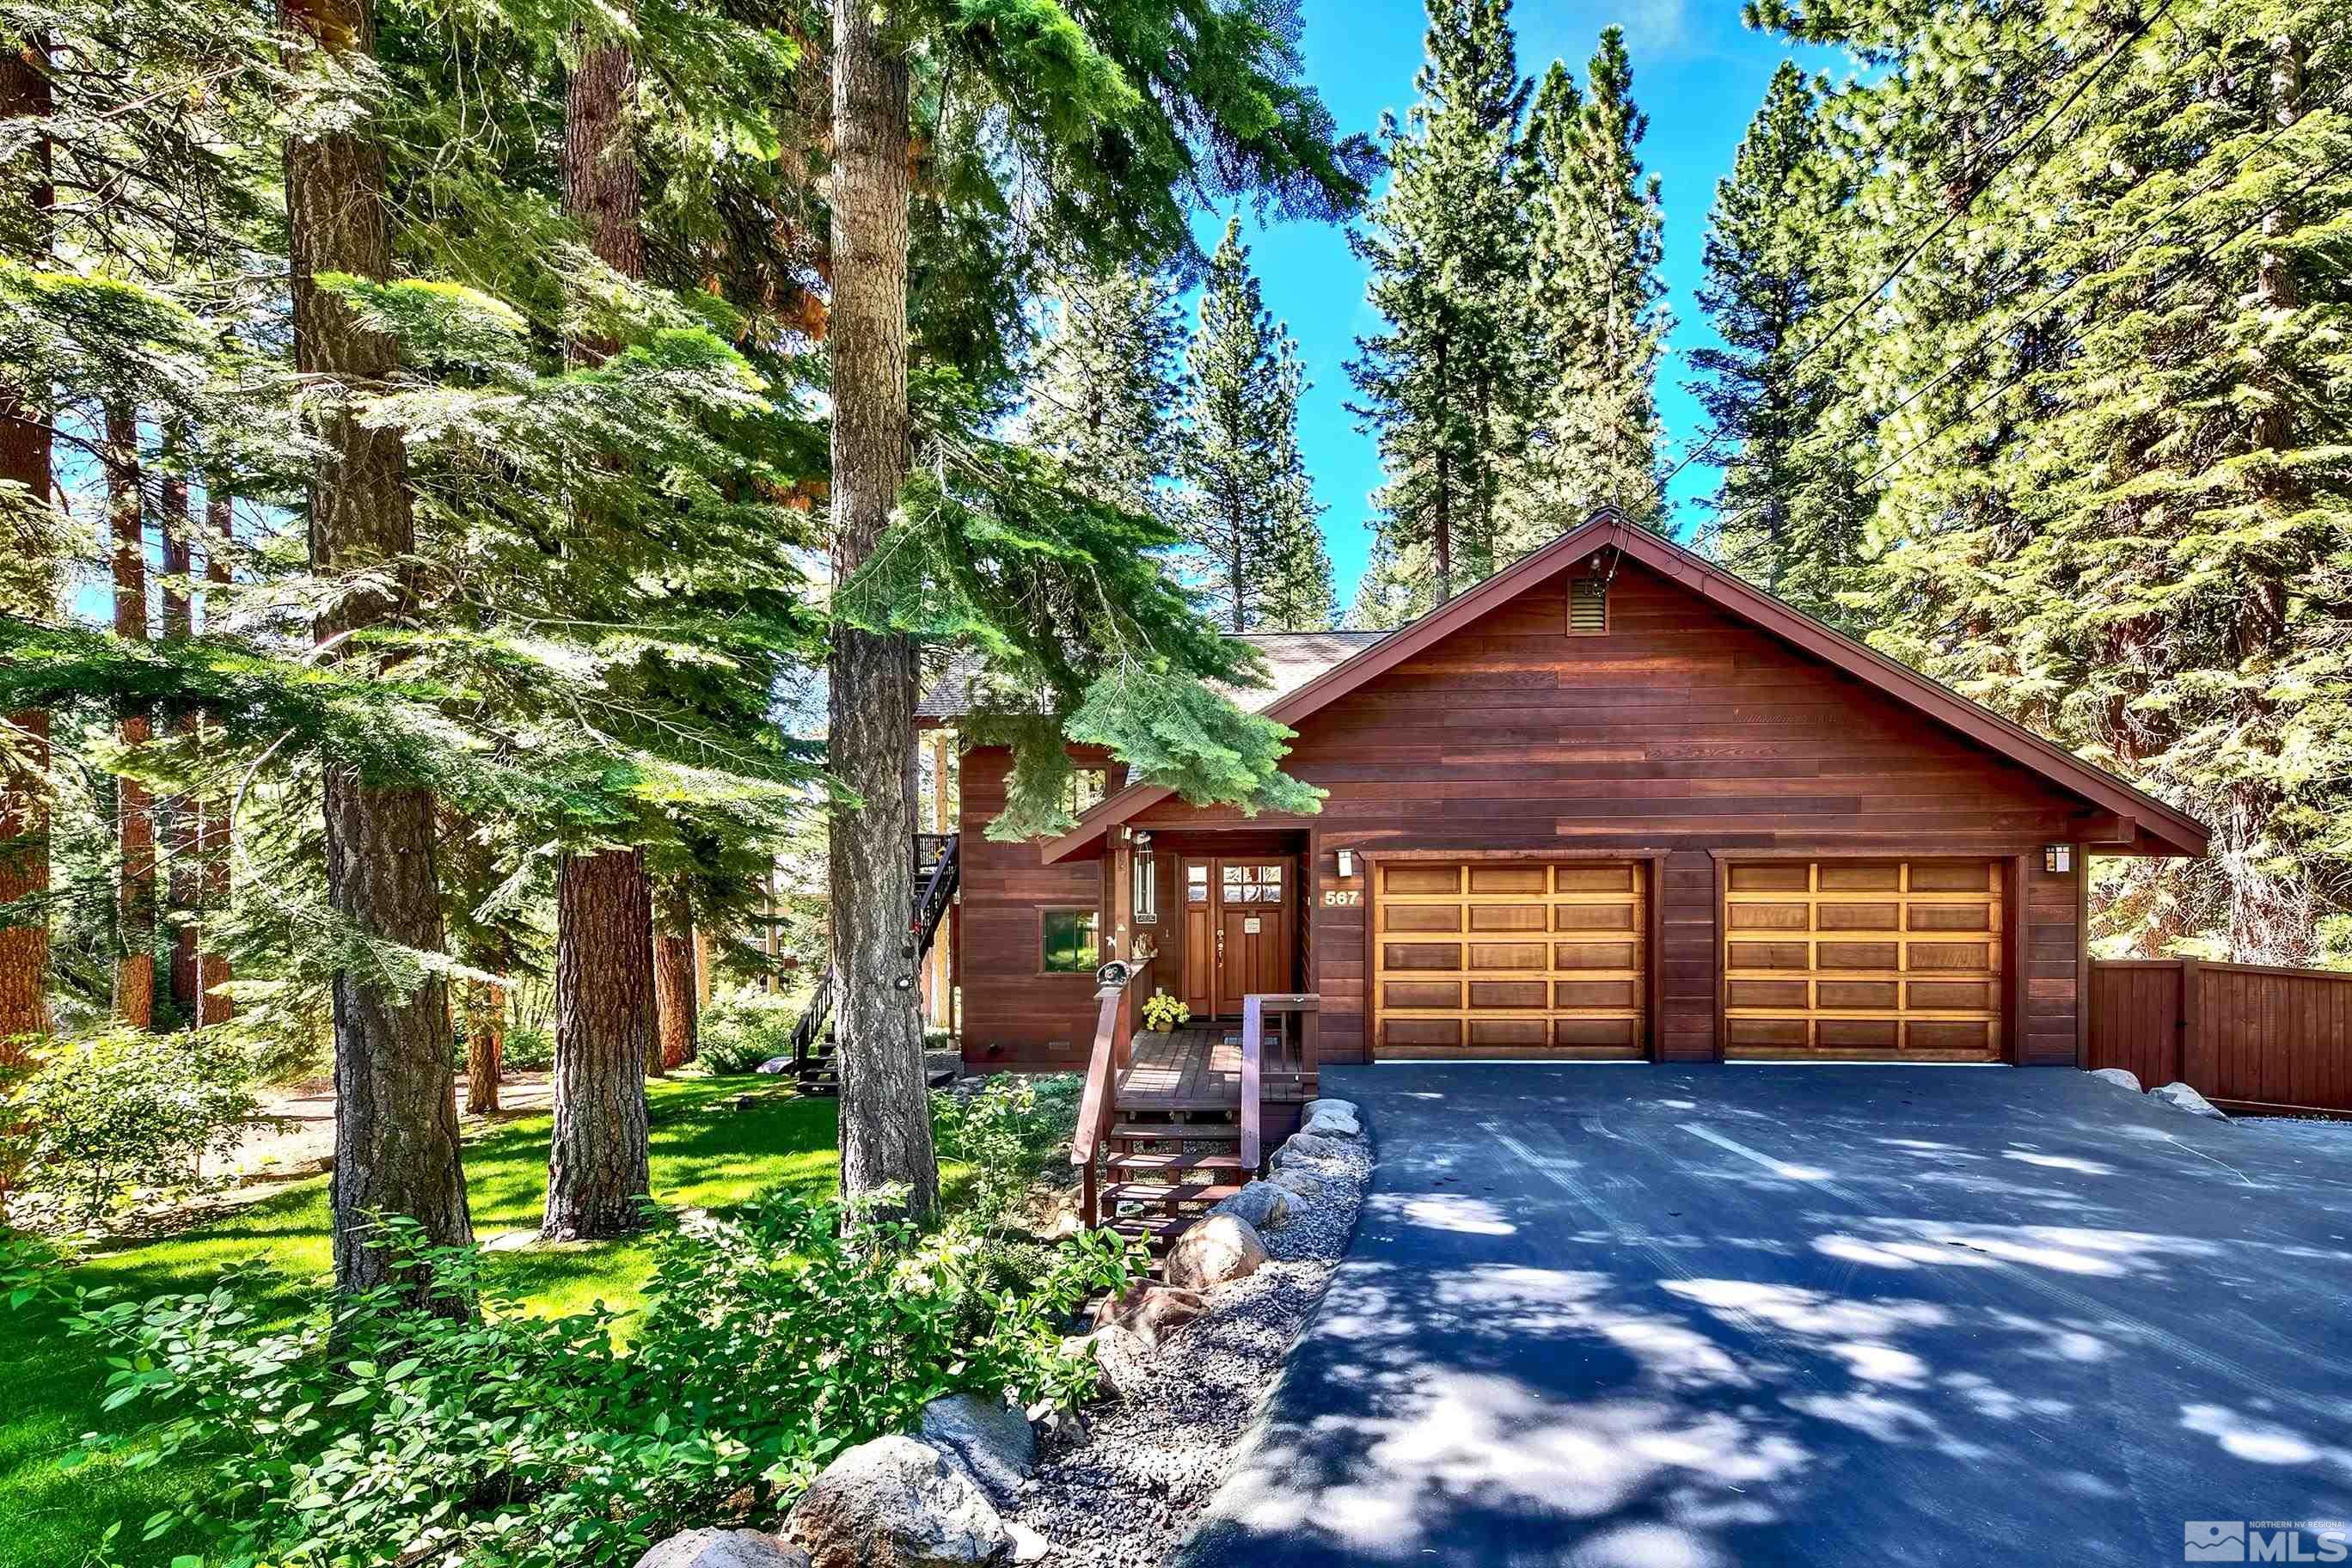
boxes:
[1105,1151,1246,1176]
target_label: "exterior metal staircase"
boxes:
[787,833,959,1096]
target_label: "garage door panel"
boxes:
[1372,860,1645,1060]
[1724,860,2001,1061]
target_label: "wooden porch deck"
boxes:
[1118,1022,1312,1110]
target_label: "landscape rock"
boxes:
[755,1057,793,1075]
[634,1528,811,1568]
[1265,1167,1331,1204]
[1271,1132,1345,1169]
[1091,1281,1208,1346]
[1081,1324,1154,1400]
[2152,1081,2231,1121]
[786,1436,1012,1568]
[1008,1523,1053,1564]
[1210,1179,1290,1233]
[918,1392,1035,1501]
[1163,1213,1269,1290]
[1301,1109,1361,1139]
[1301,1097,1357,1122]
[2088,1067,2144,1094]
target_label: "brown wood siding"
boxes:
[1115,559,2096,1065]
[957,745,1127,1066]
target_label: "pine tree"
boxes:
[1179,217,1333,631]
[1349,0,1529,608]
[1508,29,1668,542]
[1687,61,1861,619]
[1026,261,1187,520]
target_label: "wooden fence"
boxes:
[2088,958,2352,1117]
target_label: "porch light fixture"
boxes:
[2044,844,2074,873]
[1336,848,1357,879]
[1133,833,1159,925]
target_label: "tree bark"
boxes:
[160,453,200,1017]
[654,877,696,1069]
[829,0,939,1221]
[284,0,472,1298]
[106,401,155,1029]
[543,848,652,1238]
[462,978,502,1115]
[0,32,51,1052]
[542,7,661,1206]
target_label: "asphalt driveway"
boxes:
[1179,1065,2352,1568]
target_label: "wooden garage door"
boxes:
[1723,861,2004,1060]
[1373,861,1646,1059]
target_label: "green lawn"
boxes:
[0,1075,896,1568]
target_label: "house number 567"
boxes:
[1322,889,1363,906]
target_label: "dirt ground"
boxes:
[221,1073,560,1181]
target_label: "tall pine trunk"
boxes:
[654,876,695,1069]
[283,0,472,1298]
[462,978,503,1114]
[541,14,658,1232]
[106,401,155,1028]
[829,0,938,1221]
[0,32,52,1052]
[161,455,199,1017]
[543,848,652,1237]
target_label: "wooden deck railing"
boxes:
[1239,996,1265,1171]
[2090,957,2352,1117]
[1071,959,1151,1228]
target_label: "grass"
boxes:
[0,1075,892,1568]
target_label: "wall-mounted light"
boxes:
[1336,848,1357,879]
[2044,844,2074,873]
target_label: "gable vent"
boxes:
[1568,577,1608,635]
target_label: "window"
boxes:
[1041,908,1100,973]
[1064,768,1108,818]
[1220,862,1285,903]
[1185,862,1210,904]
[1568,577,1608,634]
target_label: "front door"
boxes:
[1180,857,1298,1018]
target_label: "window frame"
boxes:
[1037,905,1103,977]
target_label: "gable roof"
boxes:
[1039,509,2209,863]
[916,630,1390,721]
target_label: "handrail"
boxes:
[788,969,836,1075]
[1239,995,1264,1172]
[1070,977,1129,1228]
[911,833,959,955]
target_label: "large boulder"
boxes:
[1164,1213,1269,1290]
[786,1436,1011,1568]
[1271,1132,1346,1170]
[1091,1281,1208,1347]
[1265,1167,1331,1204]
[2088,1067,2144,1094]
[1301,1108,1361,1139]
[636,1529,810,1568]
[916,1393,1034,1502]
[755,1057,793,1075]
[2152,1081,2231,1121]
[1211,1179,1290,1233]
[1301,1097,1357,1122]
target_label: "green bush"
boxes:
[698,987,803,1075]
[931,1074,1083,1232]
[8,1026,266,1220]
[64,1198,1133,1568]
[501,1023,555,1072]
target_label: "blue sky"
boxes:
[1185,0,1842,606]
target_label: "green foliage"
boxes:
[62,1201,1132,1568]
[928,1073,1084,1232]
[8,1027,264,1221]
[695,988,802,1075]
[501,1023,556,1074]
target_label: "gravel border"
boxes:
[1005,1135,1373,1568]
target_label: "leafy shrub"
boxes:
[697,986,802,1075]
[501,1022,555,1072]
[9,1026,265,1219]
[931,1074,1082,1232]
[64,1197,1132,1568]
